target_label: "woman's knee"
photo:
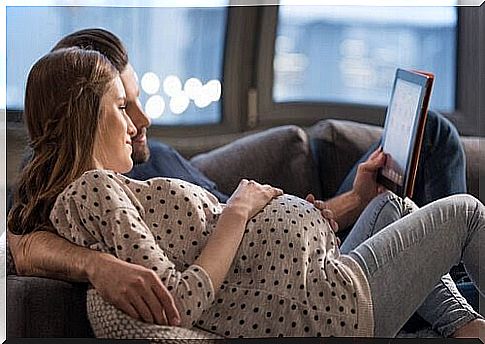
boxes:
[430,194,483,219]
[453,194,484,214]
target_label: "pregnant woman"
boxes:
[8,47,485,340]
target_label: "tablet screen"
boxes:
[381,78,423,187]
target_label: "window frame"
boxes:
[6,5,484,138]
[253,5,484,137]
[6,5,257,138]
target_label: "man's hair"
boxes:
[7,47,117,235]
[51,28,129,73]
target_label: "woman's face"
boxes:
[94,76,137,173]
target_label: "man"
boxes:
[7,28,479,335]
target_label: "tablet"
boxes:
[377,68,434,198]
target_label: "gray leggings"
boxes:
[340,192,484,337]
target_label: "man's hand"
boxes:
[87,253,181,326]
[352,147,387,206]
[310,148,387,232]
[8,230,181,326]
[305,194,339,234]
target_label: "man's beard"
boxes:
[132,141,150,165]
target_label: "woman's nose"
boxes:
[125,114,137,137]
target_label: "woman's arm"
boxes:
[7,229,181,326]
[56,174,281,327]
[194,179,283,291]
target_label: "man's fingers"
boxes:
[141,287,166,325]
[128,293,154,324]
[336,237,342,247]
[160,311,169,327]
[377,185,387,194]
[305,193,315,203]
[121,302,142,322]
[360,152,386,172]
[330,219,339,233]
[368,147,382,160]
[314,200,326,210]
[321,208,334,219]
[152,283,181,326]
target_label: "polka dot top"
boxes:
[50,169,374,338]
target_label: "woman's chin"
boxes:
[119,161,133,174]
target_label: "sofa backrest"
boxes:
[191,125,321,200]
[308,119,484,203]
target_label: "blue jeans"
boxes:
[341,192,484,337]
[336,110,479,315]
[336,110,467,206]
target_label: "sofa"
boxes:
[5,118,484,339]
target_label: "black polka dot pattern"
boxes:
[50,169,372,338]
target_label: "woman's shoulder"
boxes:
[54,169,139,213]
[58,169,124,200]
[79,169,119,182]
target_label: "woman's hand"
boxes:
[226,179,283,220]
[194,179,283,297]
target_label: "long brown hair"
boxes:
[8,47,117,235]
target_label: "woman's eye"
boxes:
[119,106,127,112]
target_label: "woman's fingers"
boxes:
[272,187,283,196]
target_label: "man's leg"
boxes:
[341,192,481,337]
[335,110,476,309]
[336,110,466,206]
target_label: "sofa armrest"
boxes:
[7,276,93,338]
[190,125,321,199]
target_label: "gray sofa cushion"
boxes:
[308,119,483,203]
[191,125,321,199]
[7,276,93,337]
[461,136,485,203]
[308,120,381,200]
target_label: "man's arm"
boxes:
[308,147,387,230]
[9,230,92,280]
[8,230,181,326]
[323,190,366,231]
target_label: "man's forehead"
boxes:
[120,64,140,94]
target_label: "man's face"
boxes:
[120,64,151,164]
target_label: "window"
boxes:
[255,5,484,136]
[7,4,228,126]
[6,4,484,137]
[274,6,457,112]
